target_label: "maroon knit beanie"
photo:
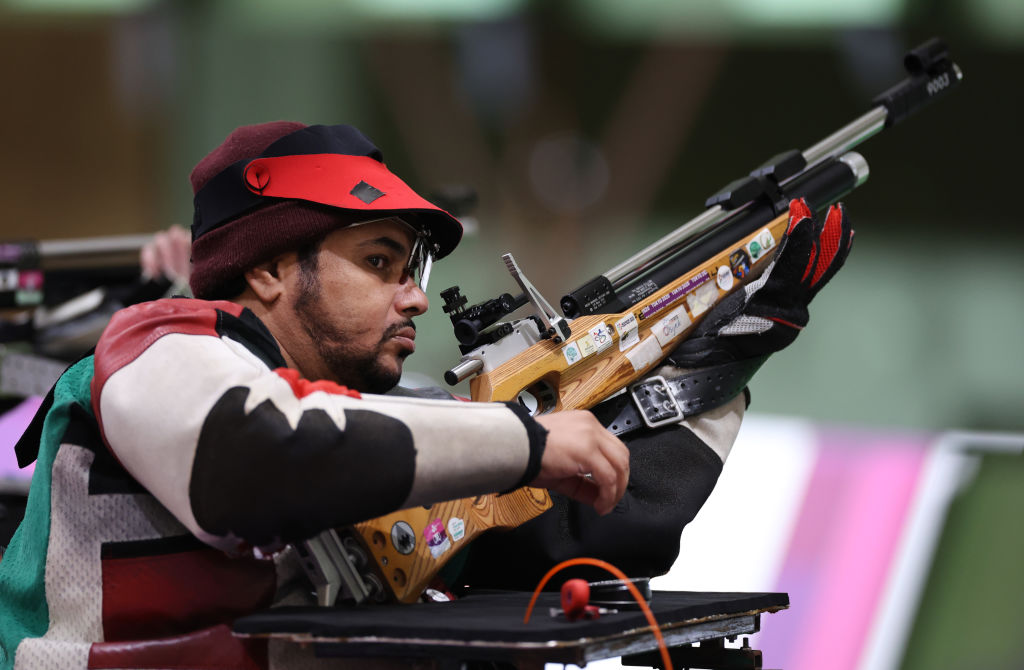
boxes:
[188,121,461,299]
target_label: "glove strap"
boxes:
[590,356,767,437]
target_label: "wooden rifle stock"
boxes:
[471,214,791,409]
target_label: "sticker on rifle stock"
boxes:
[747,228,776,262]
[639,270,711,320]
[686,280,719,317]
[614,313,640,351]
[424,518,451,559]
[626,335,664,372]
[391,521,416,555]
[716,264,734,291]
[447,517,466,542]
[654,306,692,348]
[730,249,752,279]
[589,323,614,352]
[562,341,583,366]
[576,334,598,358]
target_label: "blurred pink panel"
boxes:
[0,396,41,482]
[764,428,929,670]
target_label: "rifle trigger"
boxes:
[502,253,571,342]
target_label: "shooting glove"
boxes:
[668,197,854,368]
[590,198,852,443]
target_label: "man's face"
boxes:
[290,218,428,393]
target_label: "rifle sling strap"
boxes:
[590,356,767,437]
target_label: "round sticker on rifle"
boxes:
[730,249,752,280]
[390,521,416,555]
[716,264,734,291]
[448,517,466,542]
[424,518,451,559]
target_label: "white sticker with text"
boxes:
[615,313,640,352]
[448,517,466,542]
[654,306,692,348]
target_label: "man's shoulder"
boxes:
[100,297,274,346]
[106,297,246,336]
[93,298,283,386]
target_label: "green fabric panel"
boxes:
[0,356,95,670]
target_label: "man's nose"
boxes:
[396,279,429,316]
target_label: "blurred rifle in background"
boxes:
[0,233,163,397]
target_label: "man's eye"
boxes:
[367,255,389,269]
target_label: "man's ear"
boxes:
[243,253,295,304]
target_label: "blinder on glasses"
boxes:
[404,227,436,293]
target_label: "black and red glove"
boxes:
[668,197,854,368]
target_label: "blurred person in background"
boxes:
[139,223,192,295]
[0,121,850,669]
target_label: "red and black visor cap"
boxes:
[192,124,463,260]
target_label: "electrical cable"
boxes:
[521,557,672,670]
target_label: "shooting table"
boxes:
[233,590,788,669]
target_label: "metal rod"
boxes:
[604,206,731,286]
[444,358,484,385]
[801,106,888,169]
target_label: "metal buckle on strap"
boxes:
[628,375,684,429]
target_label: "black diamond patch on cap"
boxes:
[351,180,385,204]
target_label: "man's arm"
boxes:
[90,298,626,554]
[458,395,743,589]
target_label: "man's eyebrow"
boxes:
[357,236,409,255]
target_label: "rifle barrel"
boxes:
[605,103,886,292]
[585,35,962,305]
[605,205,734,288]
[802,106,887,169]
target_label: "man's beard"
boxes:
[292,266,412,394]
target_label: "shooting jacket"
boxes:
[0,297,742,669]
[0,298,544,670]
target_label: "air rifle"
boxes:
[302,39,962,606]
[442,37,961,406]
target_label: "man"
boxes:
[0,121,851,669]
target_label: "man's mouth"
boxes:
[385,322,417,353]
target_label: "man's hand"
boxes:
[669,197,854,367]
[532,411,630,516]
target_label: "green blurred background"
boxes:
[1,0,1021,667]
